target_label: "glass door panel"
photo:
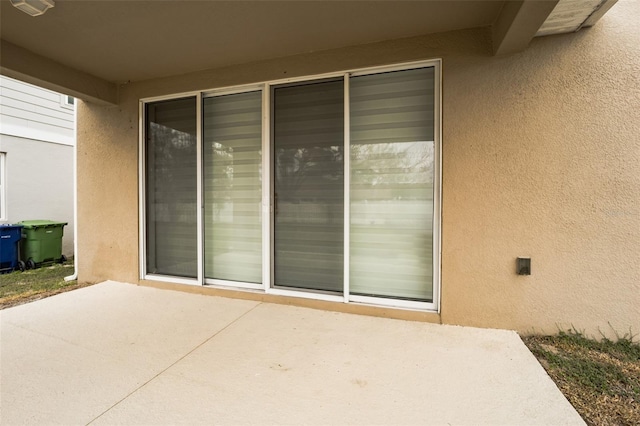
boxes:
[350,68,435,301]
[273,79,344,292]
[203,91,262,283]
[145,97,198,277]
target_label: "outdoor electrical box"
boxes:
[517,257,531,275]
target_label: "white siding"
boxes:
[0,135,74,255]
[0,76,75,146]
[0,76,75,256]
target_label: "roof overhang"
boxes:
[0,0,617,105]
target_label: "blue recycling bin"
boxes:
[0,224,25,273]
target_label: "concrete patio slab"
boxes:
[0,281,585,425]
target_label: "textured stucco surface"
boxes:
[441,2,640,336]
[77,2,639,337]
[77,100,138,283]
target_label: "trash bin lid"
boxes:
[0,224,23,230]
[18,220,68,229]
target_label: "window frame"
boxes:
[60,94,75,110]
[202,89,264,288]
[139,59,442,312]
[144,96,200,280]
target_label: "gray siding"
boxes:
[0,76,75,256]
[0,75,75,145]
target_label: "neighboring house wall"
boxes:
[0,76,75,256]
[76,2,639,337]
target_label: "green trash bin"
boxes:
[19,220,68,269]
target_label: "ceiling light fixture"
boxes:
[10,0,55,17]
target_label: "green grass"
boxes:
[523,330,640,425]
[0,260,80,308]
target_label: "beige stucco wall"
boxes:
[441,2,640,337]
[77,100,139,283]
[77,1,639,338]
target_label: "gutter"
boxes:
[64,101,78,282]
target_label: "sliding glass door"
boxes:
[145,97,197,277]
[272,80,344,292]
[350,68,435,301]
[143,60,439,308]
[203,91,262,283]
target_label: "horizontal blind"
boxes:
[273,80,344,292]
[146,97,197,277]
[203,91,262,283]
[350,68,435,301]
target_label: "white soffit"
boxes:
[536,0,608,36]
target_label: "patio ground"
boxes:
[0,281,584,425]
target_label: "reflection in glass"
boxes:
[203,91,262,283]
[273,80,344,292]
[350,68,435,301]
[146,97,197,277]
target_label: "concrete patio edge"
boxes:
[0,281,585,425]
